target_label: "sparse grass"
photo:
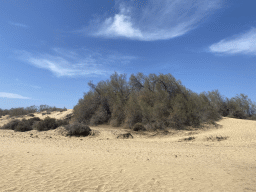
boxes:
[179,136,196,142]
[206,135,228,141]
[117,133,133,139]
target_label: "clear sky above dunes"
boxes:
[0,0,256,109]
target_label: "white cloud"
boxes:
[209,28,256,55]
[18,48,137,77]
[84,0,221,41]
[0,92,31,99]
[9,22,28,28]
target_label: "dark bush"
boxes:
[14,120,32,132]
[1,120,20,130]
[27,117,41,126]
[34,117,58,131]
[56,119,69,127]
[117,133,133,139]
[64,123,91,137]
[232,110,246,119]
[89,106,110,125]
[132,123,146,131]
[28,114,35,117]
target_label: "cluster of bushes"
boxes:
[0,105,67,118]
[0,117,41,132]
[73,72,256,130]
[0,117,69,132]
[33,117,69,131]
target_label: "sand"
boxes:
[0,111,256,192]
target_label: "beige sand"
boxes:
[0,112,256,192]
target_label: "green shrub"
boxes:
[64,123,91,137]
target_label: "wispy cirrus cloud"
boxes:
[209,28,256,55]
[15,79,41,89]
[17,48,137,77]
[82,0,222,41]
[9,22,28,28]
[0,92,31,99]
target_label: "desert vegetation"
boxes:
[73,72,256,130]
[64,123,92,137]
[206,135,229,141]
[1,72,255,134]
[0,117,68,132]
[0,105,67,118]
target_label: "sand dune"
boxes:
[0,112,256,192]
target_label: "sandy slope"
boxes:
[0,112,256,192]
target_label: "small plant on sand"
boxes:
[179,136,195,142]
[65,122,92,137]
[132,123,146,131]
[206,135,228,141]
[64,123,91,137]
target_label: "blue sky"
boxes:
[0,0,256,109]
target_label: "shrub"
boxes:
[132,123,146,131]
[232,110,246,119]
[0,118,41,132]
[64,123,91,137]
[73,91,101,124]
[14,120,32,132]
[56,119,69,127]
[9,107,28,117]
[89,106,110,125]
[110,119,120,127]
[28,114,35,117]
[1,120,20,130]
[206,135,228,141]
[34,117,58,131]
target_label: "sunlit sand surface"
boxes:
[1,111,256,191]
